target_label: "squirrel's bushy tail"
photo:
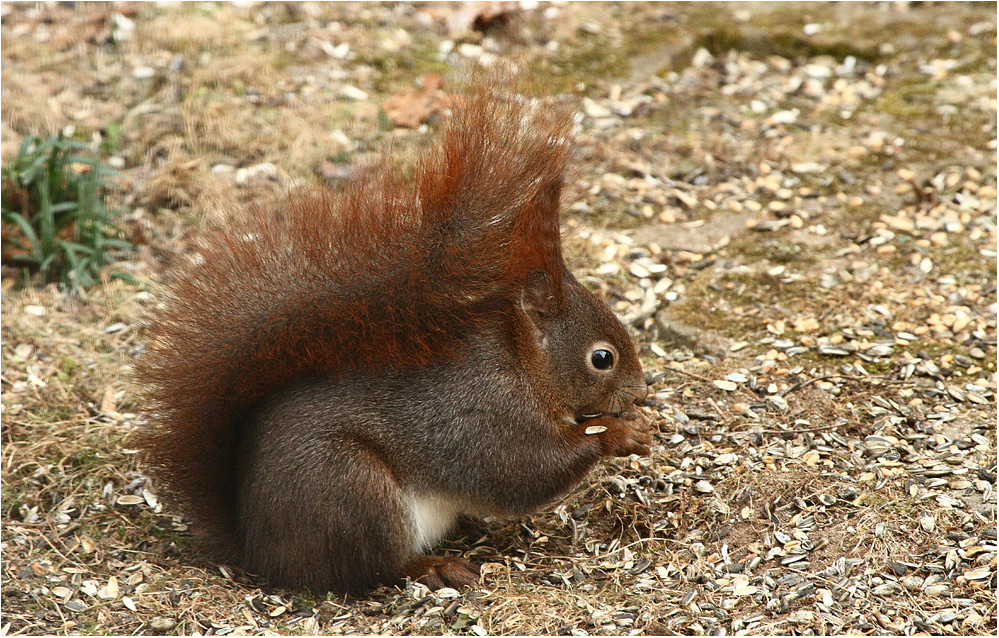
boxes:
[136,81,578,554]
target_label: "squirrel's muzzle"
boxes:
[625,379,649,405]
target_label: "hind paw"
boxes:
[402,555,480,590]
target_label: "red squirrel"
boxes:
[137,84,651,594]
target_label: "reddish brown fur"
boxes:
[135,87,577,558]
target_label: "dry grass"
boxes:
[3,1,996,636]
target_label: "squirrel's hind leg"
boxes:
[395,491,478,590]
[237,430,416,594]
[237,382,480,593]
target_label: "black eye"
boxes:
[590,348,615,371]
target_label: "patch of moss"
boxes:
[952,52,996,75]
[932,240,996,280]
[739,239,806,265]
[620,21,682,61]
[875,79,940,121]
[666,293,757,342]
[862,67,996,164]
[854,491,888,508]
[143,521,194,548]
[64,447,108,473]
[580,200,648,231]
[824,201,890,237]
[718,271,802,307]
[25,404,81,426]
[59,356,82,375]
[684,25,881,68]
[355,39,450,94]
[524,32,630,93]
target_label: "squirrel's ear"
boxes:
[519,270,555,350]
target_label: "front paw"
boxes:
[583,414,652,458]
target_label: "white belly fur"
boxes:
[407,492,464,551]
